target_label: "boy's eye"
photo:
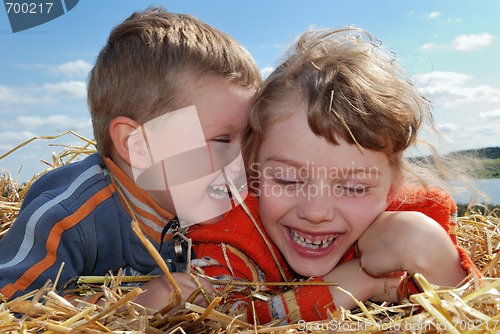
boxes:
[211,135,230,143]
[273,177,303,188]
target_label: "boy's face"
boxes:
[255,94,395,277]
[129,76,255,225]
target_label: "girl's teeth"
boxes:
[289,228,337,249]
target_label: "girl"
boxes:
[188,27,477,324]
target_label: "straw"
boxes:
[0,134,499,333]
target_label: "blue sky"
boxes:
[1,0,499,181]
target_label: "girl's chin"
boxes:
[290,262,332,277]
[283,246,343,277]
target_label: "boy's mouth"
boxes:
[207,182,248,200]
[289,227,338,249]
[207,184,230,200]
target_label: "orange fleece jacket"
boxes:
[187,187,477,324]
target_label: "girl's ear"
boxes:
[109,116,144,166]
[386,172,403,206]
[386,185,398,206]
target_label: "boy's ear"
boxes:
[109,116,145,167]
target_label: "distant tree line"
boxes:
[451,147,500,159]
[407,147,500,179]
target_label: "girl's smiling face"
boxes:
[256,94,396,277]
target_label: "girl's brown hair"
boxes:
[88,7,261,156]
[243,27,437,191]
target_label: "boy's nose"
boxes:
[221,154,247,192]
[225,152,244,173]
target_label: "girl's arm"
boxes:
[358,211,468,286]
[322,258,403,309]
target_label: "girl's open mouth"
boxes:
[289,227,338,249]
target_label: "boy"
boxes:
[0,7,260,309]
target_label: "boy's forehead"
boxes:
[198,103,250,129]
[178,76,254,125]
[181,73,256,95]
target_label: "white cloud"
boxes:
[10,115,92,132]
[420,43,442,51]
[0,144,14,152]
[437,123,460,133]
[0,85,47,105]
[0,81,87,107]
[260,66,274,79]
[425,11,441,20]
[464,122,500,148]
[31,60,93,79]
[412,70,500,153]
[443,17,462,24]
[421,84,500,108]
[418,11,461,25]
[414,71,500,108]
[0,130,37,142]
[0,131,38,161]
[478,109,500,119]
[415,71,471,87]
[0,126,95,179]
[452,33,494,51]
[51,60,93,78]
[420,33,494,52]
[42,81,87,99]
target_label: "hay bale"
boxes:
[1,136,499,333]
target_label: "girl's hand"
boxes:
[357,211,406,275]
[358,211,466,286]
[323,259,402,309]
[132,272,213,311]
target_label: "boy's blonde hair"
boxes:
[243,27,434,189]
[88,7,261,156]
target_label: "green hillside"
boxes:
[475,158,500,178]
[451,146,500,159]
[410,147,500,179]
[449,147,500,179]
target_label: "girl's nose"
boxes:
[297,184,335,224]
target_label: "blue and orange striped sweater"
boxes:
[0,153,186,300]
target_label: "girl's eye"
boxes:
[341,183,368,197]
